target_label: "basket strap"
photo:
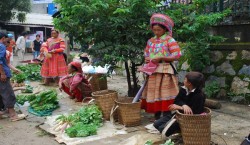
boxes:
[88,76,93,82]
[82,97,95,105]
[161,115,177,139]
[110,105,119,124]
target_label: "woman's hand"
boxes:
[151,57,162,64]
[169,104,182,111]
[145,57,150,63]
[182,105,193,114]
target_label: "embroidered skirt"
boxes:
[41,53,68,78]
[141,72,179,113]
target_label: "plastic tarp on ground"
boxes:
[42,115,127,145]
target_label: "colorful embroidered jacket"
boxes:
[144,34,181,74]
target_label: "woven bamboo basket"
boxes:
[114,97,141,127]
[176,107,212,145]
[91,90,117,120]
[87,74,107,92]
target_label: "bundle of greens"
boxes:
[15,64,42,81]
[16,94,36,105]
[12,73,27,83]
[55,105,103,138]
[16,90,59,111]
[21,85,33,93]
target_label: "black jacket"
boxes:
[174,87,206,114]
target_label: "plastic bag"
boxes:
[139,61,158,75]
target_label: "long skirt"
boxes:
[141,73,179,113]
[61,82,92,102]
[41,53,68,78]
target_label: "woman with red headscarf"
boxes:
[141,13,182,120]
[59,61,92,102]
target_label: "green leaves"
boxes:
[57,105,103,138]
[0,0,30,22]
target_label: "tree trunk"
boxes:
[125,61,132,96]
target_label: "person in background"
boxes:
[141,13,181,120]
[40,29,68,85]
[6,34,16,63]
[31,34,42,59]
[59,61,92,102]
[0,32,26,121]
[16,32,27,61]
[153,72,206,137]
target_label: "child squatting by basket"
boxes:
[153,71,206,137]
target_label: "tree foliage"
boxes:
[54,0,157,96]
[53,0,230,95]
[0,0,31,22]
[163,0,230,71]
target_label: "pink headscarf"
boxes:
[150,13,174,36]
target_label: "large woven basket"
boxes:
[176,107,212,145]
[91,90,117,120]
[87,74,108,92]
[114,97,141,127]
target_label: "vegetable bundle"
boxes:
[16,90,59,111]
[14,64,42,81]
[55,105,103,138]
[21,85,33,93]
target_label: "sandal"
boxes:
[10,114,27,122]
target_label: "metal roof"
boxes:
[6,13,53,27]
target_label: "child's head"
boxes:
[184,72,204,90]
[68,61,82,74]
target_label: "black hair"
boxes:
[21,32,27,36]
[51,30,59,34]
[186,72,205,90]
[0,32,8,39]
[151,23,167,31]
[36,34,40,37]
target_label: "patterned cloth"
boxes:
[59,73,92,101]
[141,34,181,113]
[41,38,68,78]
[150,13,174,36]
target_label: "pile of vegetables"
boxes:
[16,90,59,112]
[21,85,33,93]
[144,139,174,145]
[14,64,42,81]
[12,73,27,84]
[54,105,103,138]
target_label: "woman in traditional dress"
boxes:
[40,30,68,85]
[59,61,92,102]
[141,13,182,120]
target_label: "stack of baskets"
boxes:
[91,90,117,120]
[114,97,141,127]
[176,107,212,145]
[87,74,108,92]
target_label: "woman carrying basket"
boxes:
[140,13,181,120]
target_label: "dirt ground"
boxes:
[0,53,249,145]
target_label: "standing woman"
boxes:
[41,30,68,85]
[141,14,182,120]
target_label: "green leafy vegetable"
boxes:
[15,64,42,81]
[16,90,59,111]
[12,73,27,83]
[160,139,174,145]
[57,105,103,138]
[144,140,153,145]
[21,85,33,93]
